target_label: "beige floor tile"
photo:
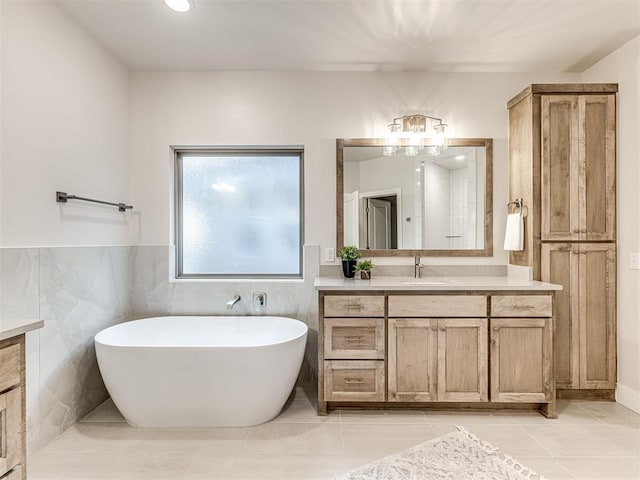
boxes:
[425,409,516,424]
[431,424,552,458]
[525,424,640,457]
[145,427,248,454]
[338,454,387,471]
[342,423,437,455]
[573,401,640,426]
[80,399,126,423]
[29,452,139,480]
[517,457,576,479]
[339,409,428,424]
[509,401,604,425]
[558,457,640,479]
[231,454,347,480]
[244,423,343,455]
[272,389,339,424]
[125,454,237,479]
[38,423,155,454]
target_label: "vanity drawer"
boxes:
[0,344,21,393]
[324,295,384,317]
[324,360,385,402]
[491,295,553,317]
[388,295,486,317]
[0,388,21,477]
[324,318,384,359]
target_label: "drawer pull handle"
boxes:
[345,304,364,310]
[513,305,536,309]
[344,378,364,384]
[344,336,365,341]
[493,327,500,331]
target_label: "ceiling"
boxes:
[55,0,640,72]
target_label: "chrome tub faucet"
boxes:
[226,294,241,310]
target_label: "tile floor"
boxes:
[30,386,640,479]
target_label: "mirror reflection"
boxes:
[338,138,493,256]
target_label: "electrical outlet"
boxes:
[326,247,335,262]
[630,252,640,270]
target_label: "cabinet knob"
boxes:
[431,326,438,331]
[440,327,445,332]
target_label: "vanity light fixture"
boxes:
[382,114,449,157]
[163,0,193,13]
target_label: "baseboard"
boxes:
[557,389,615,400]
[616,383,640,413]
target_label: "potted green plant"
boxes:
[339,246,361,278]
[355,259,374,280]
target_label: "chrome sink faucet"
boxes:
[226,294,241,310]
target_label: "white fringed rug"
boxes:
[334,426,547,480]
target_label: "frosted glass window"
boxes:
[176,149,303,278]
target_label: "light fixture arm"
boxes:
[383,113,450,156]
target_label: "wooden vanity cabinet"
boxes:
[387,296,487,403]
[318,290,555,417]
[320,295,386,407]
[490,296,554,414]
[0,336,25,480]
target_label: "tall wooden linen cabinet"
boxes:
[507,84,617,399]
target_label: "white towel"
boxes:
[503,212,524,251]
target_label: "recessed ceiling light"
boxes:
[164,0,193,13]
[455,155,465,160]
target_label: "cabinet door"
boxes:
[579,95,616,241]
[541,95,580,241]
[0,388,21,477]
[490,318,553,403]
[388,318,437,402]
[541,244,580,389]
[437,318,488,402]
[579,244,616,389]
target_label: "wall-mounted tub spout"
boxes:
[226,294,241,310]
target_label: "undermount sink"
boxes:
[400,279,460,286]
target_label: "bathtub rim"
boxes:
[94,315,309,349]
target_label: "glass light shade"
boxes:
[164,0,193,12]
[383,123,401,156]
[433,123,449,151]
[404,145,420,156]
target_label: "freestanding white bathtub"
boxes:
[95,316,308,427]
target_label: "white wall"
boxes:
[582,35,640,412]
[130,71,580,265]
[0,1,131,247]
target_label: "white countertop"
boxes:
[314,276,562,291]
[0,318,44,341]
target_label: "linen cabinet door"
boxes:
[388,318,437,402]
[541,95,580,241]
[437,318,488,402]
[542,244,580,389]
[579,244,616,389]
[490,318,553,403]
[579,95,616,242]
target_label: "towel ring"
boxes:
[507,198,523,213]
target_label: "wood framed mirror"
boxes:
[337,138,493,257]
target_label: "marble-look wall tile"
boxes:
[0,248,39,319]
[132,246,182,317]
[35,246,133,451]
